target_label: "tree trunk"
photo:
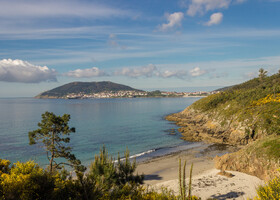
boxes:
[49,129,55,173]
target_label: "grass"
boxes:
[190,72,280,137]
[262,137,280,160]
[245,135,280,161]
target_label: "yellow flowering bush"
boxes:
[252,94,280,106]
[0,160,55,200]
[254,169,280,200]
[0,159,10,174]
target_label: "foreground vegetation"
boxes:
[1,153,279,200]
[0,151,200,200]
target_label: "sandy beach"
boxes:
[136,143,264,200]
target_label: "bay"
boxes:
[0,97,201,168]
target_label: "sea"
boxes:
[0,97,202,168]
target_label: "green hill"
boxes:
[166,70,280,180]
[36,81,143,98]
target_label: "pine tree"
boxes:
[259,68,268,82]
[116,148,144,185]
[28,111,85,173]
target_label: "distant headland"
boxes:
[35,81,219,99]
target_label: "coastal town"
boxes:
[65,90,220,99]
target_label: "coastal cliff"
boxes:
[166,72,280,180]
[166,107,252,145]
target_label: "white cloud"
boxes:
[159,12,184,31]
[189,67,207,77]
[205,12,223,26]
[159,70,188,78]
[0,0,132,19]
[115,64,157,78]
[186,0,245,16]
[187,0,230,16]
[0,59,57,83]
[64,67,107,78]
[115,64,189,79]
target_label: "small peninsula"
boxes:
[35,81,218,99]
[166,71,280,181]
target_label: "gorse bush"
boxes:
[0,161,56,200]
[254,169,280,200]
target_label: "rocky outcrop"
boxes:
[166,107,257,146]
[214,140,280,181]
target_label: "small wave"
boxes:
[129,149,155,159]
[115,149,156,162]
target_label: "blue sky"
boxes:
[1,0,280,97]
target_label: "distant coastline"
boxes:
[35,81,220,99]
[36,89,217,99]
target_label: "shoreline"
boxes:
[136,143,264,200]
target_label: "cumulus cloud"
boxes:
[64,67,107,78]
[205,12,223,26]
[159,70,188,78]
[186,0,246,16]
[187,0,230,16]
[0,59,57,83]
[159,12,184,31]
[115,64,157,78]
[115,64,189,79]
[189,67,207,77]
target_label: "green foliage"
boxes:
[88,146,144,195]
[258,68,268,82]
[178,159,186,199]
[147,90,163,97]
[261,137,280,160]
[254,169,280,200]
[192,70,280,136]
[140,187,178,200]
[117,148,144,185]
[188,163,193,199]
[28,111,85,173]
[88,145,117,191]
[0,154,201,200]
[178,159,197,200]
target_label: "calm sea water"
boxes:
[0,97,201,167]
